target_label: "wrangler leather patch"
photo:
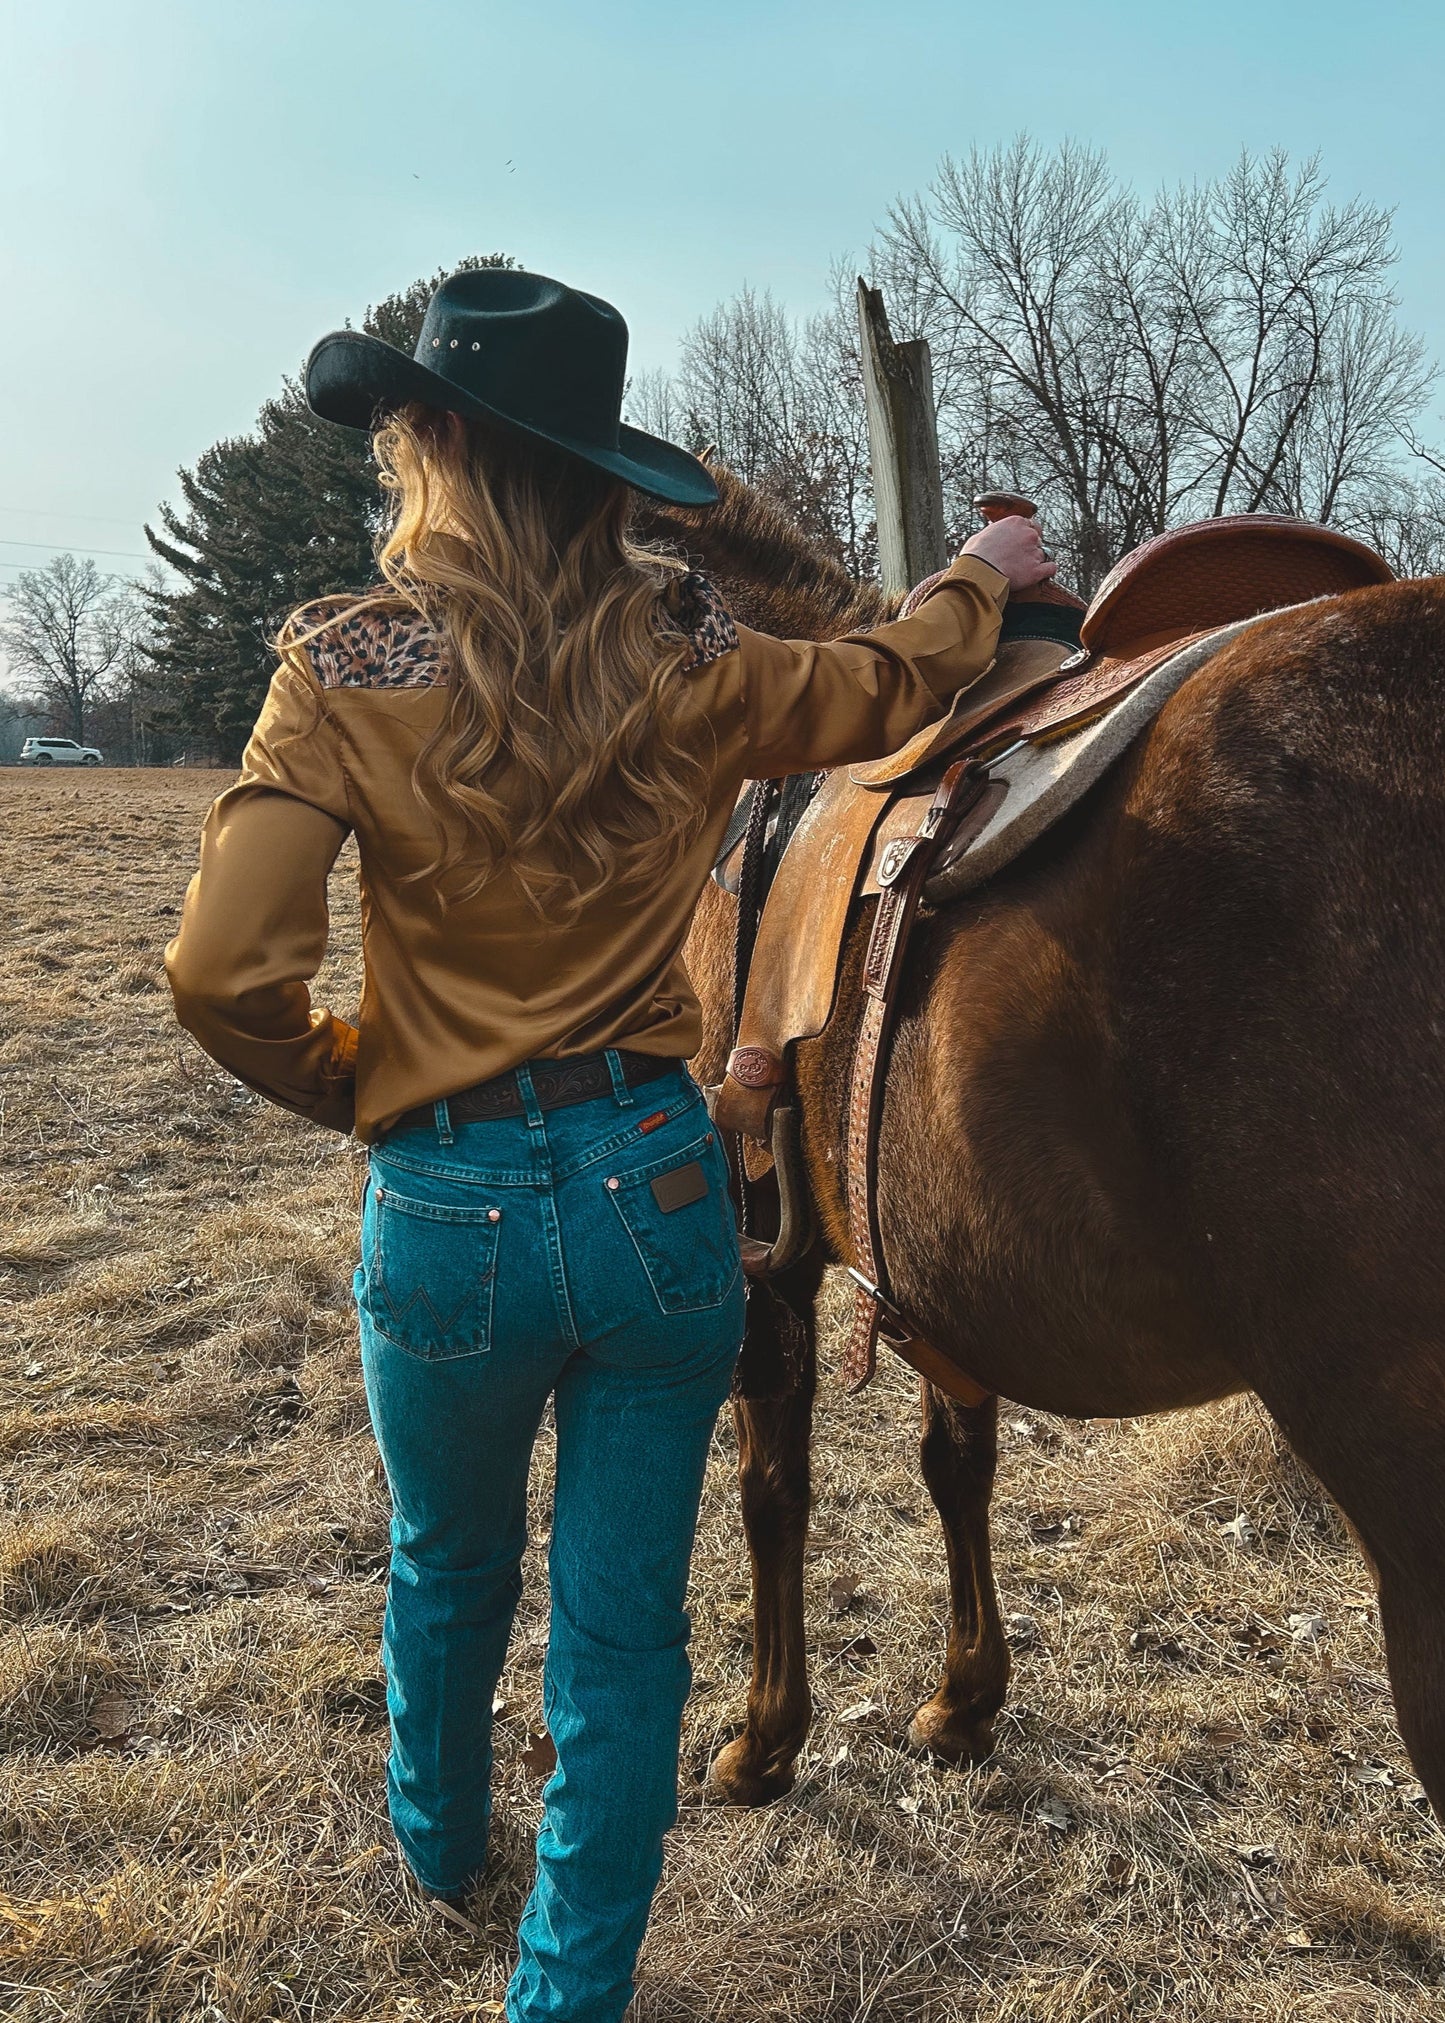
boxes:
[638,1110,670,1135]
[651,1161,708,1213]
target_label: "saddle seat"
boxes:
[1081,513,1394,660]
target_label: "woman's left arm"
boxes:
[164,659,359,1134]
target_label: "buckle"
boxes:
[845,1265,909,1332]
[876,837,918,888]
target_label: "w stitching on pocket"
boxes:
[368,1184,502,1361]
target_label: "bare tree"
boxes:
[640,142,1438,593]
[0,690,43,763]
[877,141,1150,585]
[874,144,1435,592]
[0,555,139,742]
[1173,155,1432,520]
[625,366,688,448]
[676,287,807,488]
[658,278,877,576]
[1357,473,1445,578]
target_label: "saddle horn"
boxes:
[974,492,1086,611]
[973,490,1039,522]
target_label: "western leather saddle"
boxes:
[712,504,1394,1408]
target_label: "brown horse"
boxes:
[640,472,1445,1822]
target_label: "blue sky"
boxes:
[3,0,1443,587]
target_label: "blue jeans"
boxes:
[353,1054,744,2023]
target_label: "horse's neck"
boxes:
[636,471,894,645]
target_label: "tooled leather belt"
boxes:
[378,1049,678,1138]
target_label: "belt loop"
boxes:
[433,1097,455,1147]
[514,1061,546,1132]
[604,1047,635,1107]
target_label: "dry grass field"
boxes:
[3,767,1445,2023]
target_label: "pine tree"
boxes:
[144,257,512,762]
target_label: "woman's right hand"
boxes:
[960,515,1057,592]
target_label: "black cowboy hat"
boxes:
[305,268,719,508]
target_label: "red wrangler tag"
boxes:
[638,1110,670,1134]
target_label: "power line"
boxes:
[0,558,148,578]
[0,535,152,563]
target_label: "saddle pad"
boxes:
[855,631,1207,892]
[914,613,1265,905]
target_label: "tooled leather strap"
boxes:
[841,759,993,1404]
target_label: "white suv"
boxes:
[19,736,104,766]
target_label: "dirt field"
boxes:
[2,767,1443,2023]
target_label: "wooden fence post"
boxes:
[856,278,948,595]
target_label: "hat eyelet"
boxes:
[449,339,459,349]
[431,338,441,348]
[471,341,481,351]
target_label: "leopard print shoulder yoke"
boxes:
[663,571,739,670]
[293,601,446,691]
[298,572,738,692]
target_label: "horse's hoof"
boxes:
[708,1733,798,1807]
[907,1695,998,1765]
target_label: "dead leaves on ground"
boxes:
[521,1730,557,1778]
[6,775,1445,2022]
[87,1691,134,1743]
[1027,1509,1085,1547]
[833,1632,878,1663]
[826,1569,865,1613]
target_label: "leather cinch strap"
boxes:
[842,758,992,1406]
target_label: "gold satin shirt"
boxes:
[164,555,1008,1142]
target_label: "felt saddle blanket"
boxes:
[715,513,1394,1157]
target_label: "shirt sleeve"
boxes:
[164,658,359,1134]
[729,552,1009,778]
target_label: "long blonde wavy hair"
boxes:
[281,404,712,918]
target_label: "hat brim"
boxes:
[304,330,719,508]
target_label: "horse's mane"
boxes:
[634,465,896,643]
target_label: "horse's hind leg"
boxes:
[709,1261,821,1806]
[1373,1569,1445,1819]
[909,1385,1011,1763]
[1254,1372,1445,1819]
[1307,1475,1445,1816]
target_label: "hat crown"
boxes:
[413,270,627,449]
[303,266,718,505]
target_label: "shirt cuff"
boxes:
[937,552,1011,608]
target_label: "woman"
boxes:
[165,267,1053,2023]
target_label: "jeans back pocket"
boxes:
[604,1132,740,1315]
[361,1181,502,1361]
